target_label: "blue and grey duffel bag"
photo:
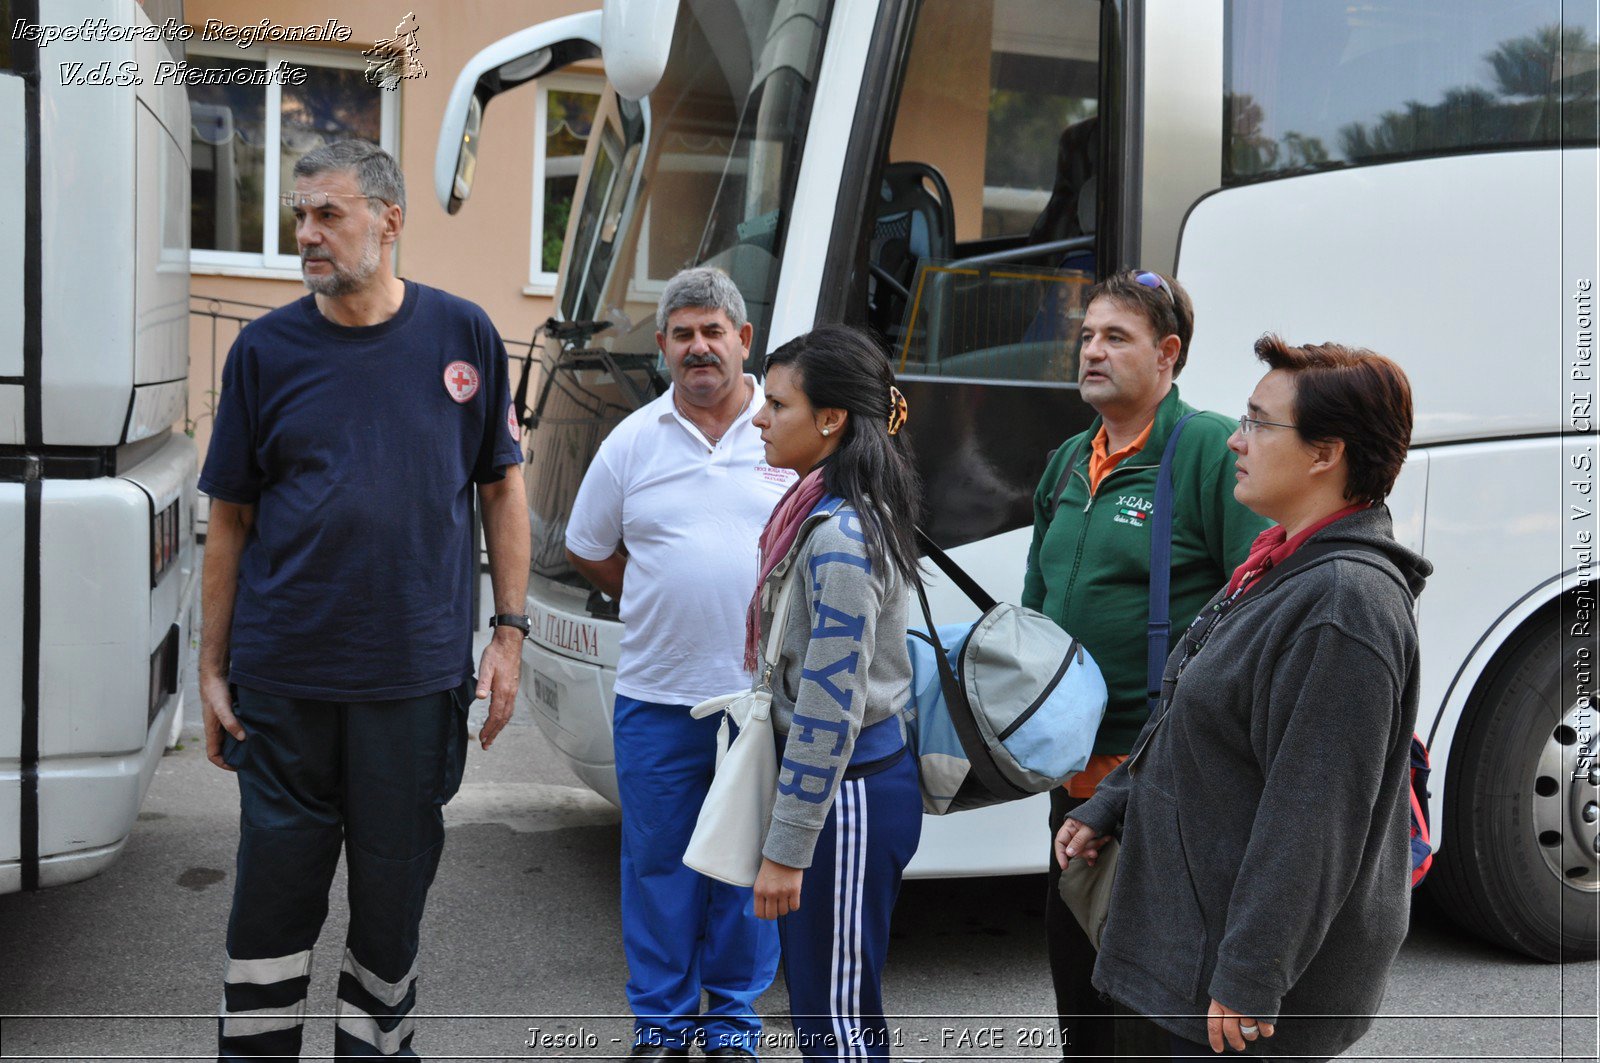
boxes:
[905,531,1107,814]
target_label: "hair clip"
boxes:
[887,385,909,436]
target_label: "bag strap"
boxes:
[1146,411,1199,712]
[1041,410,1197,712]
[756,564,802,690]
[1046,433,1091,516]
[909,529,1028,800]
[914,528,996,612]
[1176,540,1370,682]
[756,501,847,688]
[910,575,1032,803]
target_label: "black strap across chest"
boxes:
[1046,411,1198,713]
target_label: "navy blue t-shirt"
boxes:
[199,281,524,701]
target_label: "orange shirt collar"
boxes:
[1087,420,1154,494]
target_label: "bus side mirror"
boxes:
[435,10,604,215]
[602,0,679,101]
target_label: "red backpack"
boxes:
[1409,735,1434,887]
[1206,537,1437,889]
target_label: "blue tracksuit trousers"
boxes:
[613,695,781,1053]
[216,682,468,1061]
[777,747,922,1061]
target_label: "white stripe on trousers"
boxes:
[219,1004,308,1040]
[340,949,420,1008]
[219,950,313,1037]
[224,949,313,986]
[829,778,869,1060]
[336,1004,417,1056]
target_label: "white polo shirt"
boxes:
[565,376,797,704]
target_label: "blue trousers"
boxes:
[777,748,922,1061]
[613,696,781,1052]
[217,682,468,1061]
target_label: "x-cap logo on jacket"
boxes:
[1113,493,1153,528]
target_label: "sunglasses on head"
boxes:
[1134,271,1175,305]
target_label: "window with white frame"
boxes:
[529,75,603,292]
[187,46,398,273]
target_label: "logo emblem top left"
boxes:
[444,361,480,403]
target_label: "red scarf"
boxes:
[1226,503,1370,596]
[744,469,828,673]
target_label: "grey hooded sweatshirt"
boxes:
[758,498,912,869]
[1073,505,1432,1061]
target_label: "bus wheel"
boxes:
[1429,614,1599,961]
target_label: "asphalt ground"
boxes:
[0,569,1596,1061]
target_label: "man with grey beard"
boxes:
[198,140,530,1059]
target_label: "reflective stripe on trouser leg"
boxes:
[218,950,314,1055]
[333,688,463,1058]
[778,752,922,1062]
[613,696,780,1050]
[219,687,344,1062]
[335,950,421,1057]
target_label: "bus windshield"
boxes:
[526,0,832,588]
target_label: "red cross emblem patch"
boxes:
[507,402,521,442]
[443,361,479,403]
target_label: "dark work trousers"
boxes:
[1168,1033,1216,1059]
[216,681,469,1061]
[1047,788,1171,1063]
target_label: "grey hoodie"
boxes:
[758,498,912,868]
[1073,505,1432,1061]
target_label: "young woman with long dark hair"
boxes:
[746,324,922,1061]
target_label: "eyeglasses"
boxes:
[279,191,393,211]
[1237,413,1298,434]
[1134,271,1175,305]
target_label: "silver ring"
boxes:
[1239,1024,1259,1036]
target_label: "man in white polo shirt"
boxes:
[565,268,794,1061]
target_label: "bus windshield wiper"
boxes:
[545,317,614,346]
[524,317,668,430]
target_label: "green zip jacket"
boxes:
[1021,386,1269,754]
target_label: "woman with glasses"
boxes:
[1055,336,1432,1061]
[746,325,923,1061]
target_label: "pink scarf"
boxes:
[744,469,827,673]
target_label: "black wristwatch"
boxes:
[489,613,532,637]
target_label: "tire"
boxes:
[1428,612,1599,961]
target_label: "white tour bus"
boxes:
[437,0,1598,959]
[0,0,197,893]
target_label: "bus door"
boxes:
[824,0,1118,561]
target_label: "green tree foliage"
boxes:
[1226,94,1332,177]
[985,90,1095,190]
[542,196,572,274]
[540,90,597,275]
[1339,22,1597,160]
[1488,22,1596,99]
[1233,21,1597,179]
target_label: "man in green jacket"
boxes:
[1021,269,1268,1062]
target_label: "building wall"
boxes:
[889,0,993,242]
[185,0,598,471]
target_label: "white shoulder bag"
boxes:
[681,566,800,887]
